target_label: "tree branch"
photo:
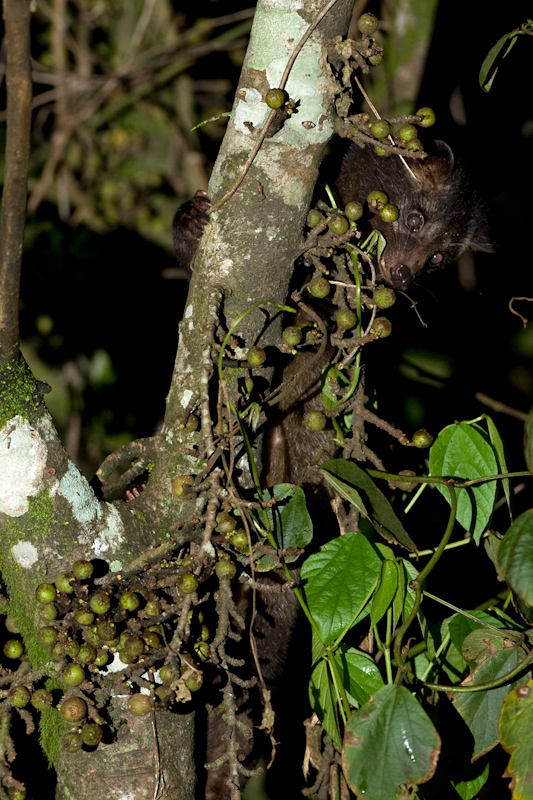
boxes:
[0,0,32,364]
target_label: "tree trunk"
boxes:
[0,1,355,798]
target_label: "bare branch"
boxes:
[0,0,32,363]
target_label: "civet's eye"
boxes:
[427,252,444,268]
[406,211,424,232]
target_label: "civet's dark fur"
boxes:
[336,140,492,289]
[172,140,491,798]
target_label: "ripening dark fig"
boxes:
[304,411,327,431]
[35,583,57,604]
[416,106,436,127]
[367,190,388,211]
[55,572,75,594]
[171,474,194,498]
[397,124,417,142]
[51,641,68,662]
[397,470,418,492]
[185,674,203,692]
[119,591,140,612]
[411,429,433,448]
[215,512,237,534]
[371,317,392,338]
[177,573,199,595]
[39,603,58,622]
[265,88,286,109]
[282,326,303,346]
[60,696,87,724]
[122,636,144,661]
[160,663,181,685]
[328,215,349,235]
[62,731,83,753]
[5,615,20,633]
[308,276,330,298]
[372,287,395,309]
[144,599,161,617]
[89,592,111,615]
[9,686,30,708]
[142,630,161,650]
[93,649,109,667]
[3,639,23,659]
[81,723,103,746]
[31,689,53,711]
[96,620,117,642]
[62,664,85,687]
[229,529,248,549]
[357,12,378,35]
[344,201,363,221]
[380,203,399,223]
[246,346,267,368]
[128,693,153,716]
[72,559,94,580]
[306,209,323,228]
[336,309,357,330]
[37,626,58,647]
[74,608,95,626]
[215,560,237,580]
[370,120,389,139]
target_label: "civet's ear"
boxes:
[172,190,211,275]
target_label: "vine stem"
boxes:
[424,644,533,694]
[393,483,457,680]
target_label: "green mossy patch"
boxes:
[0,355,41,429]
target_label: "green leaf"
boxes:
[448,610,506,665]
[321,363,352,411]
[524,404,533,475]
[392,557,407,629]
[320,459,417,551]
[301,531,382,646]
[317,469,369,518]
[498,510,533,606]
[335,644,384,707]
[479,32,514,90]
[451,646,522,759]
[429,422,498,543]
[254,553,279,572]
[485,415,511,518]
[309,660,342,747]
[500,678,533,799]
[371,559,398,628]
[258,484,313,565]
[342,685,441,800]
[278,486,313,554]
[452,760,490,800]
[393,558,418,629]
[461,627,524,664]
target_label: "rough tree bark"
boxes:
[0,1,355,799]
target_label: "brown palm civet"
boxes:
[172,140,491,798]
